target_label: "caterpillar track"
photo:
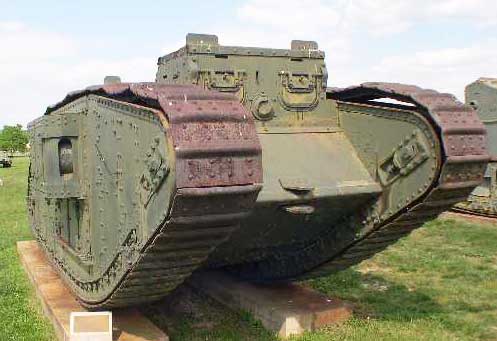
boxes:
[452,205,497,218]
[98,184,261,308]
[451,192,497,218]
[306,83,489,277]
[28,83,262,308]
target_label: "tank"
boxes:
[28,33,489,309]
[453,78,497,216]
[0,151,12,168]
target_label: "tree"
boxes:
[0,125,29,153]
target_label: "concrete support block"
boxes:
[187,270,352,338]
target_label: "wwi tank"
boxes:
[28,33,489,309]
[453,78,497,216]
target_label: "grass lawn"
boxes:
[1,157,497,340]
[0,157,55,340]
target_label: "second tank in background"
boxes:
[453,78,497,217]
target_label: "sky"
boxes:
[1,0,496,128]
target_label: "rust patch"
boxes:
[45,82,263,189]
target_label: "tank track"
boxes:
[227,83,489,281]
[306,83,489,277]
[451,199,497,218]
[38,83,262,308]
[451,163,497,218]
[98,185,261,308]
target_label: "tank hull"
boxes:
[28,35,490,308]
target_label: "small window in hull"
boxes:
[58,138,73,175]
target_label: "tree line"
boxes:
[0,125,29,153]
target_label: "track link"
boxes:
[452,200,497,218]
[102,186,261,308]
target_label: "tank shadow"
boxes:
[307,268,444,322]
[143,268,445,340]
[143,285,278,341]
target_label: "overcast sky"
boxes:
[1,0,496,128]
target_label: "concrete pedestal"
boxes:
[188,271,352,338]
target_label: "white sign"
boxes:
[70,311,112,341]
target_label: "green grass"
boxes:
[307,219,497,340]
[0,158,55,340]
[1,158,497,340]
